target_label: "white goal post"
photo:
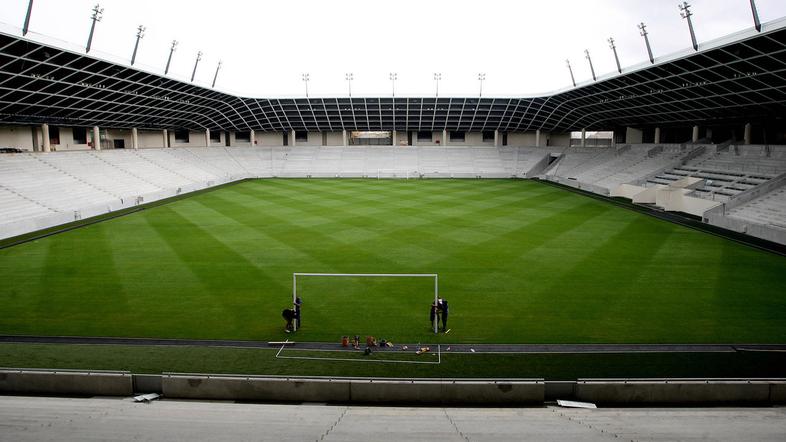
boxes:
[292,273,439,333]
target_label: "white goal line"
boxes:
[292,272,440,333]
[275,340,442,365]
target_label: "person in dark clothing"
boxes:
[429,301,439,330]
[294,297,302,329]
[282,308,296,333]
[438,298,449,332]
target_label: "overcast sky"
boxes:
[0,0,784,97]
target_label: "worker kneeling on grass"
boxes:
[282,308,296,333]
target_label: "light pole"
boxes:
[22,0,34,36]
[85,4,104,53]
[434,72,442,97]
[566,59,576,87]
[345,73,353,97]
[130,25,145,66]
[585,49,596,81]
[750,0,761,32]
[190,51,202,82]
[679,2,698,51]
[478,73,486,97]
[212,61,222,88]
[302,73,310,97]
[608,37,622,74]
[389,72,397,97]
[638,22,655,64]
[164,40,177,75]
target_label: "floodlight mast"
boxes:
[22,0,34,36]
[301,73,310,97]
[345,73,353,97]
[638,22,655,64]
[679,2,698,51]
[190,51,202,82]
[478,73,486,97]
[212,61,222,88]
[85,4,104,54]
[130,25,145,66]
[585,49,596,81]
[390,72,397,97]
[434,72,442,97]
[565,59,576,87]
[750,0,761,32]
[165,40,177,75]
[608,37,622,74]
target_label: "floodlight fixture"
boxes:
[566,59,576,87]
[608,37,622,73]
[130,25,145,66]
[585,49,596,81]
[638,22,655,64]
[164,40,178,75]
[679,2,698,51]
[85,4,104,53]
[190,51,202,82]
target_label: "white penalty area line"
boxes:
[275,341,441,365]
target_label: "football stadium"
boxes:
[1,0,786,439]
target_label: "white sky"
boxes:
[0,0,784,97]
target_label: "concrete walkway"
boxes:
[1,396,785,441]
[3,335,786,353]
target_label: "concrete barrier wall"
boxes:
[0,369,132,396]
[162,375,543,404]
[575,380,774,404]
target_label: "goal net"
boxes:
[292,273,440,334]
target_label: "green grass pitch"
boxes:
[1,178,786,344]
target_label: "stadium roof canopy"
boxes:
[1,18,785,134]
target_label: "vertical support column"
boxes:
[342,129,348,147]
[391,130,397,146]
[442,129,448,146]
[290,129,296,147]
[494,129,500,147]
[42,123,51,152]
[692,125,699,143]
[654,127,661,144]
[205,129,211,147]
[162,129,168,148]
[131,127,139,149]
[535,129,541,147]
[581,128,587,147]
[250,129,255,146]
[705,128,713,143]
[92,126,101,150]
[744,123,752,145]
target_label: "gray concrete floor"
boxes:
[1,396,785,441]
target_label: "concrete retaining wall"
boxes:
[162,375,543,404]
[574,379,777,404]
[0,369,132,396]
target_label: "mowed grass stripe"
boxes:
[1,179,785,343]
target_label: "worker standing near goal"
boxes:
[438,298,449,332]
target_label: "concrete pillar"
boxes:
[692,125,699,143]
[290,129,296,147]
[342,129,348,147]
[581,128,587,147]
[654,127,661,144]
[162,129,168,148]
[705,128,713,142]
[744,123,752,145]
[250,129,255,146]
[410,131,416,147]
[92,126,101,150]
[204,129,211,147]
[391,130,397,146]
[41,123,51,152]
[494,129,500,147]
[442,129,448,146]
[535,129,541,147]
[131,127,139,149]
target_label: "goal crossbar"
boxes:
[292,273,439,333]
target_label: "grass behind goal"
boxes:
[292,275,436,341]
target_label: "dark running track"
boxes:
[2,335,785,354]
